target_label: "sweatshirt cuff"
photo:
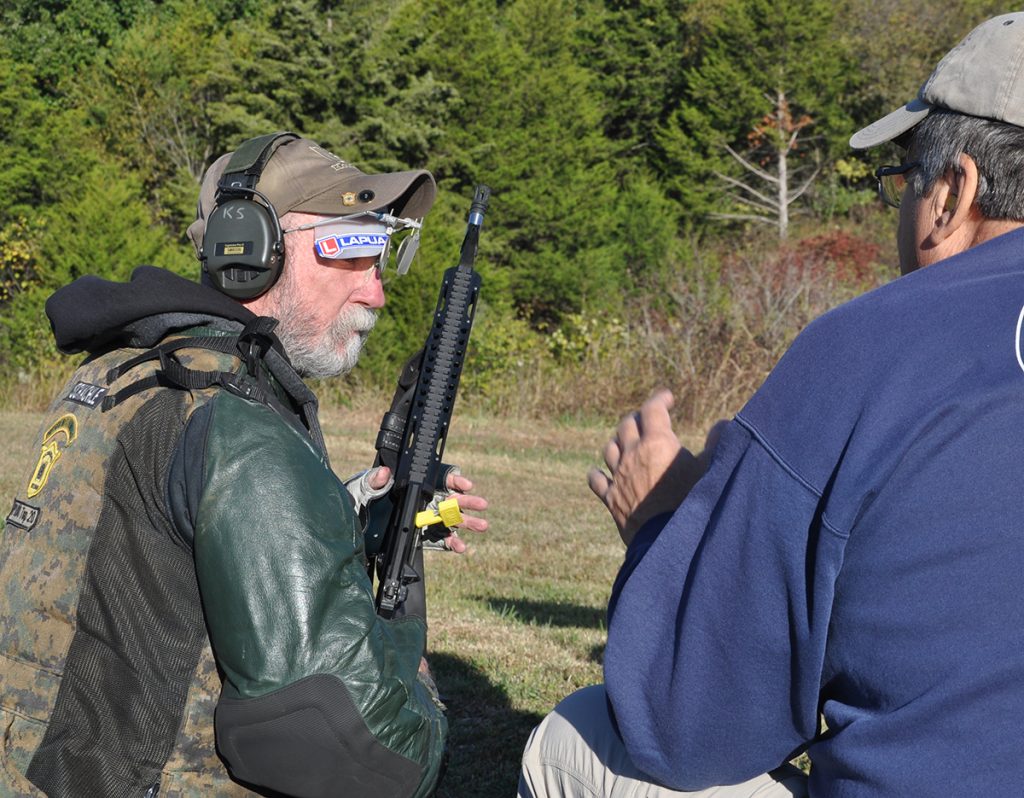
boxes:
[608,512,674,623]
[626,512,673,561]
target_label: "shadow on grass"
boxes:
[432,652,543,798]
[482,597,606,629]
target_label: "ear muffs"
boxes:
[202,192,283,300]
[201,132,299,300]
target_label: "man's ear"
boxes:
[928,154,979,244]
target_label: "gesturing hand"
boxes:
[588,390,723,546]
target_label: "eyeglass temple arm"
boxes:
[282,210,423,234]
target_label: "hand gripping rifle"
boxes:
[367,186,489,619]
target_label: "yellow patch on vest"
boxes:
[27,413,78,498]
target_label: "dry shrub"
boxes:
[0,359,76,412]
[477,229,890,428]
[659,230,886,426]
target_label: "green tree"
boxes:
[0,162,193,372]
[576,0,691,176]
[312,0,631,330]
[0,0,154,97]
[658,0,859,227]
[414,0,622,324]
[35,165,192,287]
[0,57,74,227]
[0,50,95,321]
[71,0,269,234]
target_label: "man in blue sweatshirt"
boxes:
[519,12,1024,798]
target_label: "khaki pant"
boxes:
[518,686,808,798]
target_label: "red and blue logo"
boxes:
[315,233,389,259]
[316,237,342,258]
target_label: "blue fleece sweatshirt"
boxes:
[605,228,1024,797]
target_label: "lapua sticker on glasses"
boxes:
[315,231,390,259]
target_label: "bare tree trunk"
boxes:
[711,87,819,240]
[777,89,789,240]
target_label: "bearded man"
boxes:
[0,132,486,798]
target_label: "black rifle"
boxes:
[367,185,489,619]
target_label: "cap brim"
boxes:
[291,170,437,220]
[849,98,932,150]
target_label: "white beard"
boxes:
[269,279,378,379]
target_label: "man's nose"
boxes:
[356,264,386,308]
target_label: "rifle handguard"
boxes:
[371,185,490,618]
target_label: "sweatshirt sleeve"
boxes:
[604,418,847,790]
[188,392,446,798]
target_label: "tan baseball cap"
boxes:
[850,12,1024,150]
[187,134,436,256]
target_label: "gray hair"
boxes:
[910,109,1024,221]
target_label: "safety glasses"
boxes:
[283,211,423,275]
[874,161,921,209]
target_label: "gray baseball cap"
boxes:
[187,135,436,256]
[850,12,1024,150]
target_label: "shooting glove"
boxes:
[344,466,394,513]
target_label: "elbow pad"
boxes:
[216,674,426,798]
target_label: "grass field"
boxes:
[2,404,704,796]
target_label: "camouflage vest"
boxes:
[0,330,295,798]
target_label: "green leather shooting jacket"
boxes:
[0,268,446,798]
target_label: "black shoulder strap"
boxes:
[99,322,329,462]
[105,335,239,384]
